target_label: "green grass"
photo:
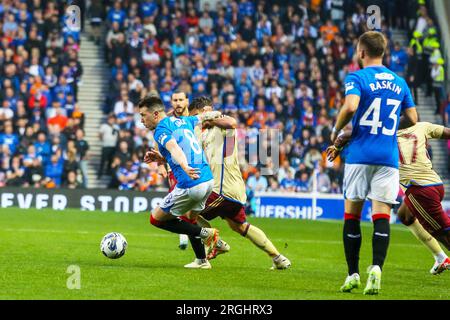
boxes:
[0,207,449,300]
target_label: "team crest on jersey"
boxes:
[375,73,395,81]
[170,117,186,127]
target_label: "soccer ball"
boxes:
[100,232,128,259]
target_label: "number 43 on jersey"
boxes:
[360,98,401,136]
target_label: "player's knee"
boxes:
[235,222,250,236]
[228,220,246,234]
[150,214,163,227]
[397,207,415,226]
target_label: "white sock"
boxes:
[196,258,207,264]
[434,252,448,264]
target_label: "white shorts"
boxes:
[160,180,214,216]
[343,164,399,205]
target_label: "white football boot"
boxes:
[271,254,291,270]
[430,257,450,275]
[363,265,382,295]
[340,273,361,292]
[184,259,212,269]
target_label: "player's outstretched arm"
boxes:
[144,148,166,165]
[205,115,237,129]
[196,111,222,124]
[165,139,200,180]
[440,127,450,140]
[331,94,360,142]
[398,107,418,129]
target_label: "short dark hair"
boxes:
[188,96,213,112]
[171,89,188,99]
[138,94,165,112]
[358,31,387,58]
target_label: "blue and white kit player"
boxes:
[330,31,418,294]
[138,94,222,269]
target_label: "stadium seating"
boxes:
[0,0,446,195]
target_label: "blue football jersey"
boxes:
[344,66,415,168]
[154,116,213,188]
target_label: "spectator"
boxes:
[0,121,19,154]
[75,129,89,188]
[63,148,80,185]
[117,159,139,191]
[267,178,280,192]
[316,166,332,193]
[296,172,311,193]
[34,132,51,165]
[304,147,322,170]
[89,1,105,45]
[136,163,159,192]
[280,171,297,192]
[277,159,296,184]
[431,58,445,115]
[389,42,408,77]
[246,169,268,192]
[6,156,26,187]
[98,115,120,178]
[64,171,81,189]
[44,154,64,188]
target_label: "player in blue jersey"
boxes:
[330,31,418,295]
[138,94,222,269]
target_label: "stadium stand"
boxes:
[0,0,447,198]
[0,0,86,189]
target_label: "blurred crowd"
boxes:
[0,0,87,189]
[1,0,447,194]
[94,0,446,194]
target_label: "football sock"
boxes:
[343,213,362,275]
[245,224,280,257]
[150,215,202,237]
[195,258,208,264]
[407,220,446,262]
[372,213,390,269]
[189,235,206,260]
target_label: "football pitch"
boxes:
[0,208,449,300]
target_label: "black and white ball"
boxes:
[100,232,128,259]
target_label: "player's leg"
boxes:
[151,185,217,268]
[225,218,291,269]
[341,199,364,292]
[340,164,369,292]
[370,200,391,271]
[150,206,210,266]
[398,202,449,274]
[177,212,212,250]
[183,180,219,268]
[166,171,190,251]
[195,192,233,259]
[364,166,398,295]
[404,185,450,274]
